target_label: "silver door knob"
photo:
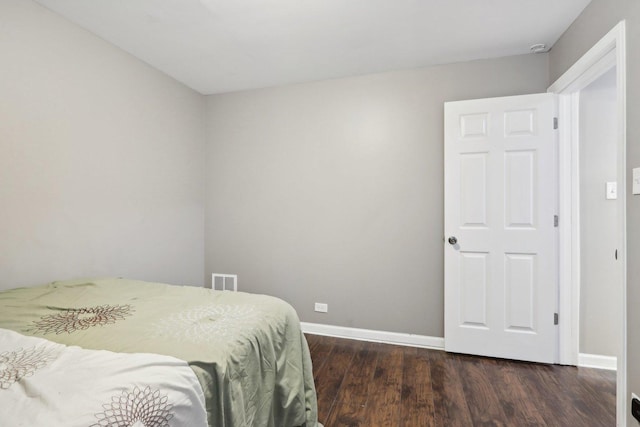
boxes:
[448,236,458,245]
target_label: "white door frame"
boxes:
[548,20,627,426]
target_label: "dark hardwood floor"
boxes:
[305,334,616,427]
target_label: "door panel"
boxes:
[505,151,536,228]
[460,251,489,327]
[504,252,536,331]
[444,93,558,364]
[460,153,488,227]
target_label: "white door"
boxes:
[444,93,558,364]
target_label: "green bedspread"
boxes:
[0,278,319,427]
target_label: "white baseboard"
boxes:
[300,322,444,350]
[578,353,617,370]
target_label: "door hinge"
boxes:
[554,215,559,227]
[553,117,558,130]
[554,313,559,325]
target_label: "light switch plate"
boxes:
[606,182,617,200]
[633,168,640,195]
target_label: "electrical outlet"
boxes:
[314,302,328,313]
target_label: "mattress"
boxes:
[0,278,319,427]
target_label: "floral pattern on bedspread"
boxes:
[32,305,134,335]
[91,386,174,427]
[153,303,265,342]
[0,345,58,389]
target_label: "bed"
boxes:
[0,278,319,427]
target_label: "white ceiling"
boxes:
[35,0,591,95]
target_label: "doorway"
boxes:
[578,67,622,371]
[548,20,627,426]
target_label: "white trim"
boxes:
[300,322,444,350]
[615,23,627,427]
[548,25,620,94]
[548,20,626,426]
[578,353,618,371]
[555,92,581,366]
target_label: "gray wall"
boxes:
[579,69,621,357]
[205,54,549,337]
[0,0,206,289]
[549,1,640,424]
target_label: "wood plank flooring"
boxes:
[306,334,616,427]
